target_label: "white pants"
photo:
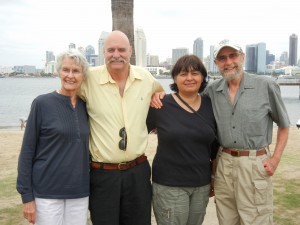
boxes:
[35,197,89,225]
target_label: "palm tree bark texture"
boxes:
[111,0,136,65]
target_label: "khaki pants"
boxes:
[215,149,273,225]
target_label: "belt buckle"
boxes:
[118,162,128,170]
[231,149,240,157]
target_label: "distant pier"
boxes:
[276,78,300,99]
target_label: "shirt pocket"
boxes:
[244,109,268,136]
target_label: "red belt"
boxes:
[222,148,267,157]
[90,154,147,170]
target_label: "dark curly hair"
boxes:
[170,54,207,93]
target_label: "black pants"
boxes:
[89,160,152,225]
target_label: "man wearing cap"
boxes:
[204,39,290,225]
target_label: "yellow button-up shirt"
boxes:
[79,65,163,163]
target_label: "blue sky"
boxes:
[0,0,299,68]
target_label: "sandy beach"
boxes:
[0,128,299,224]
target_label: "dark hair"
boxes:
[170,55,208,93]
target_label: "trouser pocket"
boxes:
[253,180,268,205]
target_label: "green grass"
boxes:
[271,146,300,225]
[0,205,24,225]
[273,176,300,225]
[0,176,18,198]
[274,216,296,225]
[0,156,299,225]
[274,180,300,209]
[0,177,25,225]
[279,154,300,164]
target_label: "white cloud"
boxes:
[0,0,299,68]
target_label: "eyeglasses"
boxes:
[215,52,241,63]
[119,127,127,151]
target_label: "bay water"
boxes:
[0,77,299,129]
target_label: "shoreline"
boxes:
[0,127,22,131]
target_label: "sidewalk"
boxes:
[203,198,219,225]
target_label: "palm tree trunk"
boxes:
[111,0,136,65]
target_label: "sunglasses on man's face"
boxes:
[119,127,127,151]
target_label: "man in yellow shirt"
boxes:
[79,30,163,225]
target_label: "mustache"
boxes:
[108,58,127,63]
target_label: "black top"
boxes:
[17,91,90,203]
[147,94,218,187]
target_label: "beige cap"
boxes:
[214,39,243,58]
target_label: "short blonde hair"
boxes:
[56,49,89,77]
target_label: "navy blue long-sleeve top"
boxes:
[17,91,90,203]
[147,94,219,187]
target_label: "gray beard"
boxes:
[221,67,243,82]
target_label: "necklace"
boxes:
[175,93,216,136]
[176,93,199,108]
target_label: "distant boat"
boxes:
[297,119,300,129]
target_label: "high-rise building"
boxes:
[160,58,172,69]
[147,54,159,67]
[135,28,147,67]
[280,51,289,65]
[193,37,203,60]
[289,33,298,66]
[0,66,13,74]
[45,51,56,74]
[245,43,266,74]
[85,45,95,56]
[78,47,85,56]
[13,65,36,74]
[85,45,98,66]
[172,48,189,65]
[209,46,218,74]
[46,51,55,63]
[88,55,99,67]
[245,45,256,73]
[45,61,56,74]
[98,31,109,65]
[69,43,76,49]
[266,50,275,65]
[256,43,266,74]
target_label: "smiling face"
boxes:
[175,68,203,95]
[214,47,244,82]
[103,31,132,73]
[59,57,85,96]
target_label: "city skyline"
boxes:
[0,0,299,68]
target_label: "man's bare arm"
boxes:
[150,91,166,108]
[263,127,289,176]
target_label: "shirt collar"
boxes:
[243,72,255,89]
[215,72,254,92]
[98,65,143,84]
